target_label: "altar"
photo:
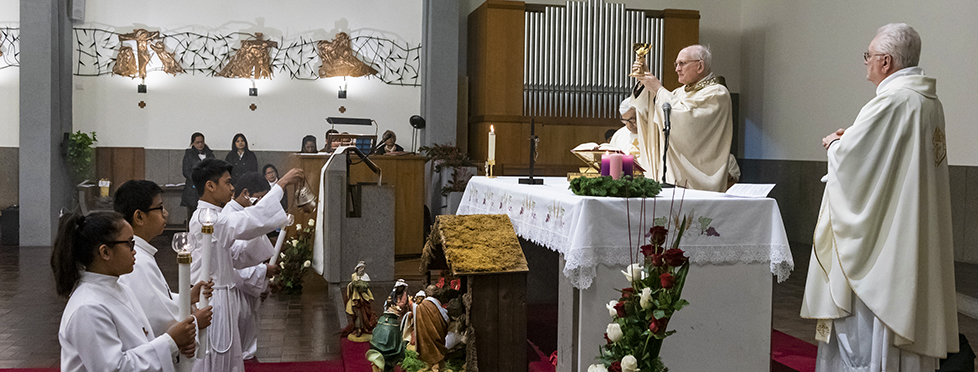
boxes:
[457,177,793,372]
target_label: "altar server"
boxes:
[225,172,282,361]
[609,98,651,173]
[629,44,732,191]
[53,211,198,372]
[801,23,958,371]
[188,159,303,372]
[115,180,214,372]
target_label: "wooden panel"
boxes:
[349,155,426,257]
[662,9,700,91]
[470,273,527,372]
[468,0,525,118]
[95,147,145,194]
[470,119,619,176]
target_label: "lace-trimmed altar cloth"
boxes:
[457,176,794,289]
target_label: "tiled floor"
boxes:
[0,236,975,369]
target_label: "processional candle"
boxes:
[197,208,217,357]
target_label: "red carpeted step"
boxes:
[771,330,817,372]
[341,337,376,372]
[244,360,344,372]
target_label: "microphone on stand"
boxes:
[661,102,674,188]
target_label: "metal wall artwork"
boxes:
[112,29,184,79]
[317,32,377,78]
[0,27,19,70]
[70,27,420,86]
[218,32,278,79]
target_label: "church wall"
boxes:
[738,0,978,166]
[72,0,423,152]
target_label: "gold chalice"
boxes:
[629,43,651,78]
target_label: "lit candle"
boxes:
[622,154,634,177]
[609,153,623,180]
[600,152,611,176]
[488,125,496,162]
[268,214,294,266]
[197,208,217,357]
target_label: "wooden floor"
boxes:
[0,235,975,369]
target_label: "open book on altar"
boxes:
[569,142,644,179]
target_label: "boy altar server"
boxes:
[188,159,303,372]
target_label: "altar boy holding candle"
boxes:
[115,180,215,372]
[188,159,303,372]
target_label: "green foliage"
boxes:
[399,350,427,372]
[272,220,315,294]
[66,131,97,183]
[569,176,662,198]
[417,143,474,172]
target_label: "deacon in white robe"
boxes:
[800,23,958,372]
[609,99,651,173]
[629,44,732,191]
[189,184,287,372]
[60,271,179,372]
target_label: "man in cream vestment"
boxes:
[629,44,732,192]
[801,23,958,372]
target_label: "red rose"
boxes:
[648,226,668,246]
[649,316,669,334]
[609,361,622,372]
[650,253,664,267]
[621,287,634,298]
[613,301,627,318]
[662,248,687,267]
[659,272,675,289]
[640,244,654,258]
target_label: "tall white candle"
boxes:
[488,125,496,162]
[269,228,287,266]
[197,209,215,358]
[177,252,192,319]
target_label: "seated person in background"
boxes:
[301,135,318,153]
[604,129,616,144]
[375,130,404,155]
[320,129,340,153]
[262,164,288,211]
[610,98,651,172]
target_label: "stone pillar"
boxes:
[19,0,74,246]
[420,0,460,147]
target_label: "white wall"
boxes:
[0,1,19,147]
[74,0,422,151]
[739,0,978,165]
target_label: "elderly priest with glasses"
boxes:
[628,44,733,192]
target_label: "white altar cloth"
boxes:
[458,176,795,371]
[457,176,794,288]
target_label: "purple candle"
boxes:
[600,153,611,176]
[609,153,623,180]
[622,154,634,177]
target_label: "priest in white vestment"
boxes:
[188,160,302,372]
[609,99,651,173]
[800,23,958,372]
[629,44,732,192]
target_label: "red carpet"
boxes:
[771,329,817,372]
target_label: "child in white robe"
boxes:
[187,159,302,372]
[53,212,198,372]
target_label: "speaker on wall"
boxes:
[70,0,86,22]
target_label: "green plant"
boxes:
[272,219,315,294]
[569,176,662,198]
[417,143,474,173]
[66,131,97,183]
[441,167,475,196]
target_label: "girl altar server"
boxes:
[53,212,198,372]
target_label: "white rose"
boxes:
[621,355,638,372]
[308,219,315,226]
[588,364,609,372]
[621,263,645,282]
[606,323,623,343]
[303,260,311,268]
[279,252,286,259]
[640,287,653,310]
[291,239,299,246]
[606,300,619,318]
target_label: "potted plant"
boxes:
[66,130,97,185]
[418,143,476,215]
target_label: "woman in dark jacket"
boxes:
[224,133,258,184]
[181,132,214,222]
